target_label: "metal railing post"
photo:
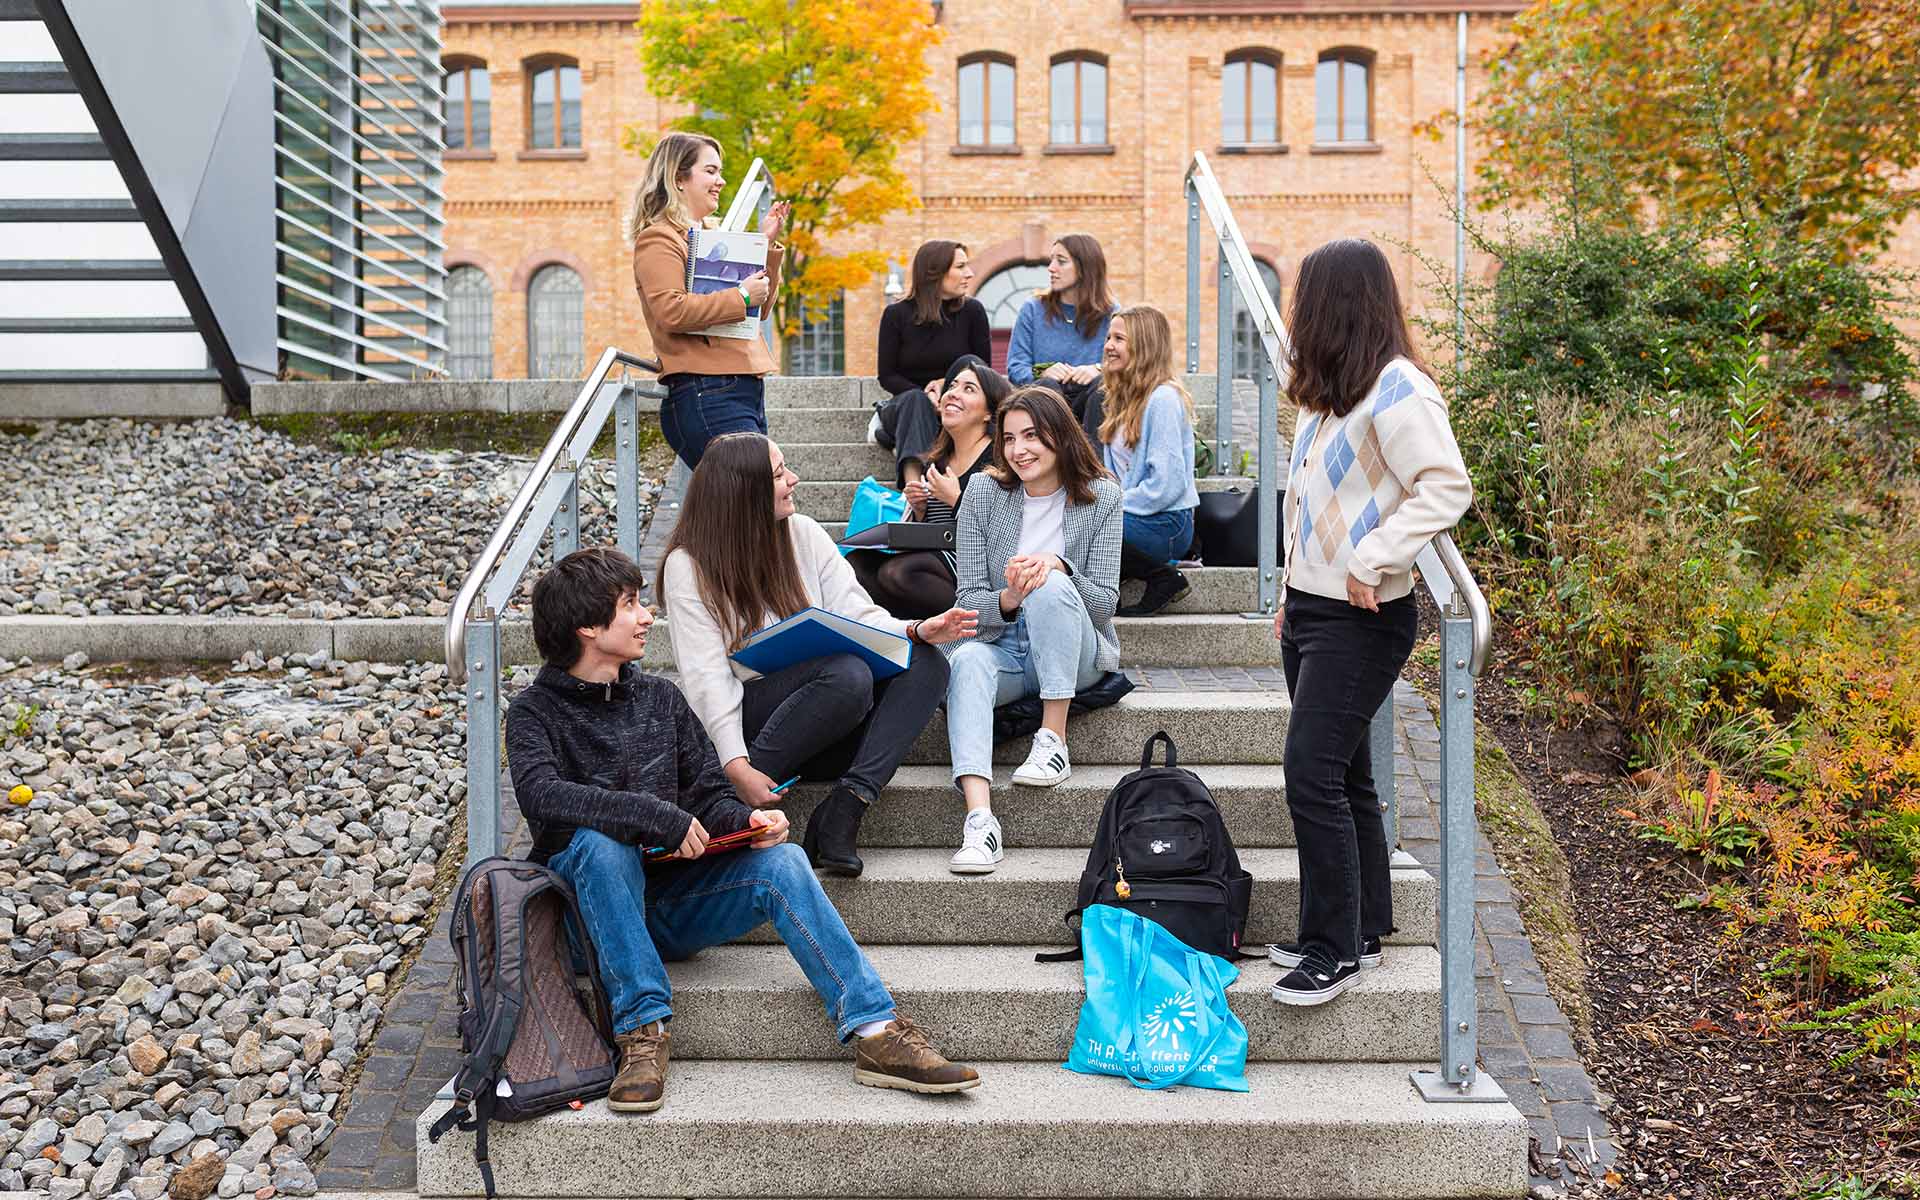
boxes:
[614,384,641,561]
[1413,598,1503,1102]
[464,614,501,870]
[548,460,580,561]
[1371,694,1398,850]
[1254,349,1279,615]
[1185,182,1201,374]
[1215,253,1234,475]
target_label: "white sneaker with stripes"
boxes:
[949,810,1004,874]
[1011,729,1072,787]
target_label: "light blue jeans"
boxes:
[946,572,1102,782]
[549,831,895,1041]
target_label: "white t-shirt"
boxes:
[1017,486,1068,558]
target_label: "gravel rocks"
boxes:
[0,656,465,1199]
[0,418,662,619]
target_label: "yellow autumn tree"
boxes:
[632,0,940,351]
[1479,0,1920,257]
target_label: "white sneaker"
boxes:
[1011,729,1071,787]
[949,810,1004,874]
[865,410,884,446]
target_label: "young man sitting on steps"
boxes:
[504,547,981,1112]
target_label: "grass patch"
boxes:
[253,409,672,469]
[1472,721,1595,1046]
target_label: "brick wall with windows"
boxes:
[468,2,1920,382]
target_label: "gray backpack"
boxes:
[426,857,617,1198]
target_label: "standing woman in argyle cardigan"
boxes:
[1266,238,1472,1008]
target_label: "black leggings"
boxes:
[740,647,949,802]
[848,549,956,619]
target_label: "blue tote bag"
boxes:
[1063,903,1249,1092]
[839,476,908,557]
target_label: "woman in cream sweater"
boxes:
[627,133,790,468]
[660,433,976,877]
[1267,238,1473,1008]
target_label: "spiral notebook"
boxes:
[685,227,767,340]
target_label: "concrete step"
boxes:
[631,614,1278,670]
[794,474,1251,522]
[776,763,1295,847]
[662,943,1441,1062]
[898,688,1287,765]
[0,199,141,222]
[0,132,110,160]
[731,849,1436,947]
[766,403,1223,444]
[416,1060,1528,1199]
[762,373,1256,412]
[1118,566,1257,614]
[0,62,75,95]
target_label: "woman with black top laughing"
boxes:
[849,355,1010,619]
[872,241,991,486]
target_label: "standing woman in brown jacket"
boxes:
[626,133,791,469]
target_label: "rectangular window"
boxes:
[789,295,845,377]
[1314,58,1339,143]
[1316,53,1371,143]
[959,59,1015,147]
[1049,57,1106,146]
[530,64,581,150]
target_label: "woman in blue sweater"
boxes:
[1005,234,1115,441]
[1098,306,1199,615]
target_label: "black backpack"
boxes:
[1040,732,1255,962]
[426,857,619,1198]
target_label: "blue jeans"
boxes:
[1123,508,1194,563]
[548,831,895,1040]
[660,373,767,468]
[944,573,1101,782]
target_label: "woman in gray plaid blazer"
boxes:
[945,388,1123,874]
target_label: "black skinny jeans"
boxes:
[739,646,948,803]
[1280,590,1417,965]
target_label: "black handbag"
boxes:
[991,671,1135,743]
[1192,486,1286,568]
[836,521,956,551]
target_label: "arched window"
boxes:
[445,58,490,151]
[1048,53,1107,147]
[447,266,493,379]
[788,294,845,377]
[957,53,1016,148]
[526,57,582,150]
[1315,49,1373,144]
[1221,51,1279,146]
[973,262,1050,372]
[527,264,584,377]
[1232,259,1284,380]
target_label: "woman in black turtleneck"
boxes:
[873,240,991,486]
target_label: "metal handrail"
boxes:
[1423,532,1493,676]
[1185,151,1290,377]
[445,347,659,682]
[721,157,775,231]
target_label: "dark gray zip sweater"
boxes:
[504,662,754,864]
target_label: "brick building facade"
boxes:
[438,0,1529,380]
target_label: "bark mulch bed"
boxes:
[1468,637,1919,1199]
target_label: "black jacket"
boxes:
[504,662,753,863]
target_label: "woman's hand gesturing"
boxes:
[760,199,791,242]
[925,462,962,509]
[913,607,979,645]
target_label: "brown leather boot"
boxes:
[853,1015,980,1094]
[607,1020,669,1113]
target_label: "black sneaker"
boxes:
[1270,952,1360,1006]
[1267,936,1381,970]
[1116,569,1191,617]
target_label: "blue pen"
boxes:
[770,776,801,796]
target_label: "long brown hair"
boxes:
[988,386,1109,506]
[1285,238,1426,417]
[659,432,810,652]
[1098,305,1192,447]
[924,355,1010,468]
[907,240,968,326]
[1040,233,1114,338]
